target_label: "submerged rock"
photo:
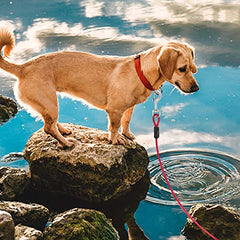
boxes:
[0,167,30,201]
[44,208,119,240]
[0,210,15,240]
[15,224,43,240]
[24,124,149,202]
[0,152,24,163]
[0,95,18,124]
[0,201,49,231]
[182,204,240,240]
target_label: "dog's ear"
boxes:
[191,64,197,74]
[158,47,179,80]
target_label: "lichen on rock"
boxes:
[24,124,149,202]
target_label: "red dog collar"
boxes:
[134,55,155,91]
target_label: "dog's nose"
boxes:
[190,84,199,92]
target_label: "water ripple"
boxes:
[146,150,240,206]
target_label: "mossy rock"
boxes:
[44,208,119,240]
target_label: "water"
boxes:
[0,0,240,239]
[148,150,240,206]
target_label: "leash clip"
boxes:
[152,88,163,116]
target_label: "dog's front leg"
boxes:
[107,110,126,145]
[121,106,135,141]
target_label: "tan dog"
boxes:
[0,28,198,147]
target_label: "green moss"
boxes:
[44,209,118,240]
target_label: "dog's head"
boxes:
[158,42,199,93]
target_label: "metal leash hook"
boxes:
[152,88,163,139]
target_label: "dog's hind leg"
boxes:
[19,83,75,147]
[43,113,75,148]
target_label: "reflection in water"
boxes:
[147,150,240,208]
[23,170,150,240]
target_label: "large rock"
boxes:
[15,224,43,240]
[0,95,18,124]
[24,124,149,202]
[182,204,240,240]
[0,210,15,240]
[0,167,30,201]
[0,201,49,231]
[44,208,119,240]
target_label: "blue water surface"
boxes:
[0,1,240,239]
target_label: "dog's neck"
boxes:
[140,47,166,90]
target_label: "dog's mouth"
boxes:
[174,81,187,93]
[175,81,181,89]
[174,81,199,93]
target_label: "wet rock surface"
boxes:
[0,95,18,124]
[24,123,149,202]
[0,201,49,231]
[44,208,119,240]
[0,210,15,240]
[0,167,30,201]
[182,204,240,240]
[15,224,43,240]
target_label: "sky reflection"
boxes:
[0,0,239,66]
[0,1,240,239]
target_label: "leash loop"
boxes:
[153,114,160,127]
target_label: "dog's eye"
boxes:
[179,66,187,73]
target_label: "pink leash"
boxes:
[153,113,219,240]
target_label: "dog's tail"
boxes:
[0,28,21,77]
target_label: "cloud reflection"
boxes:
[81,0,104,18]
[9,18,173,63]
[161,103,188,118]
[136,129,240,157]
[80,0,240,67]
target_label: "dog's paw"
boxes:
[62,128,72,135]
[122,131,136,141]
[110,133,127,145]
[57,124,72,135]
[60,137,76,149]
